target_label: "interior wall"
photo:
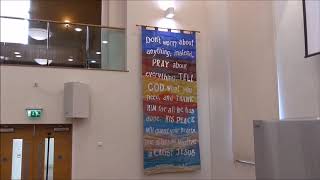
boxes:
[206,1,256,179]
[101,0,126,28]
[273,0,320,120]
[108,0,126,28]
[126,1,212,179]
[228,1,280,162]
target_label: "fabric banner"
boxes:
[142,27,200,175]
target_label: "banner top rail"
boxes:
[136,24,200,33]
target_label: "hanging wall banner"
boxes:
[142,27,200,175]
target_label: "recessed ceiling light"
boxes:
[96,51,101,55]
[15,55,22,58]
[102,41,108,44]
[75,28,82,32]
[68,58,74,62]
[0,56,4,59]
[14,52,21,55]
[90,60,97,63]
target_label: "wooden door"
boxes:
[33,125,72,180]
[0,125,33,180]
[0,124,72,180]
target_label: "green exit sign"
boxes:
[26,109,42,119]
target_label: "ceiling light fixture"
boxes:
[96,52,101,55]
[29,28,52,41]
[34,58,53,65]
[15,55,22,58]
[64,20,71,28]
[102,41,108,44]
[14,52,21,55]
[165,7,175,19]
[68,58,74,62]
[90,60,97,63]
[74,28,82,32]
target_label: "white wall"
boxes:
[228,1,280,162]
[273,0,320,120]
[101,0,126,28]
[126,1,212,179]
[206,1,256,179]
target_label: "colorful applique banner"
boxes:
[142,27,200,175]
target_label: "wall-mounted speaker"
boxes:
[64,82,89,118]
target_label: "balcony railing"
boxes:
[0,16,126,71]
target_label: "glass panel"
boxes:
[0,17,29,65]
[88,27,126,71]
[0,16,126,71]
[87,26,101,69]
[0,0,30,44]
[44,138,54,180]
[0,41,6,63]
[0,18,29,45]
[0,18,49,66]
[101,28,126,71]
[11,139,23,180]
[48,22,87,68]
[27,20,50,66]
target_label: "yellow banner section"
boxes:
[143,76,197,103]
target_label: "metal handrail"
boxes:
[0,15,125,30]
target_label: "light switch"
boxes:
[97,141,103,147]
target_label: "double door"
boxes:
[0,124,72,180]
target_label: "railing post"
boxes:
[46,22,50,66]
[86,26,90,68]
